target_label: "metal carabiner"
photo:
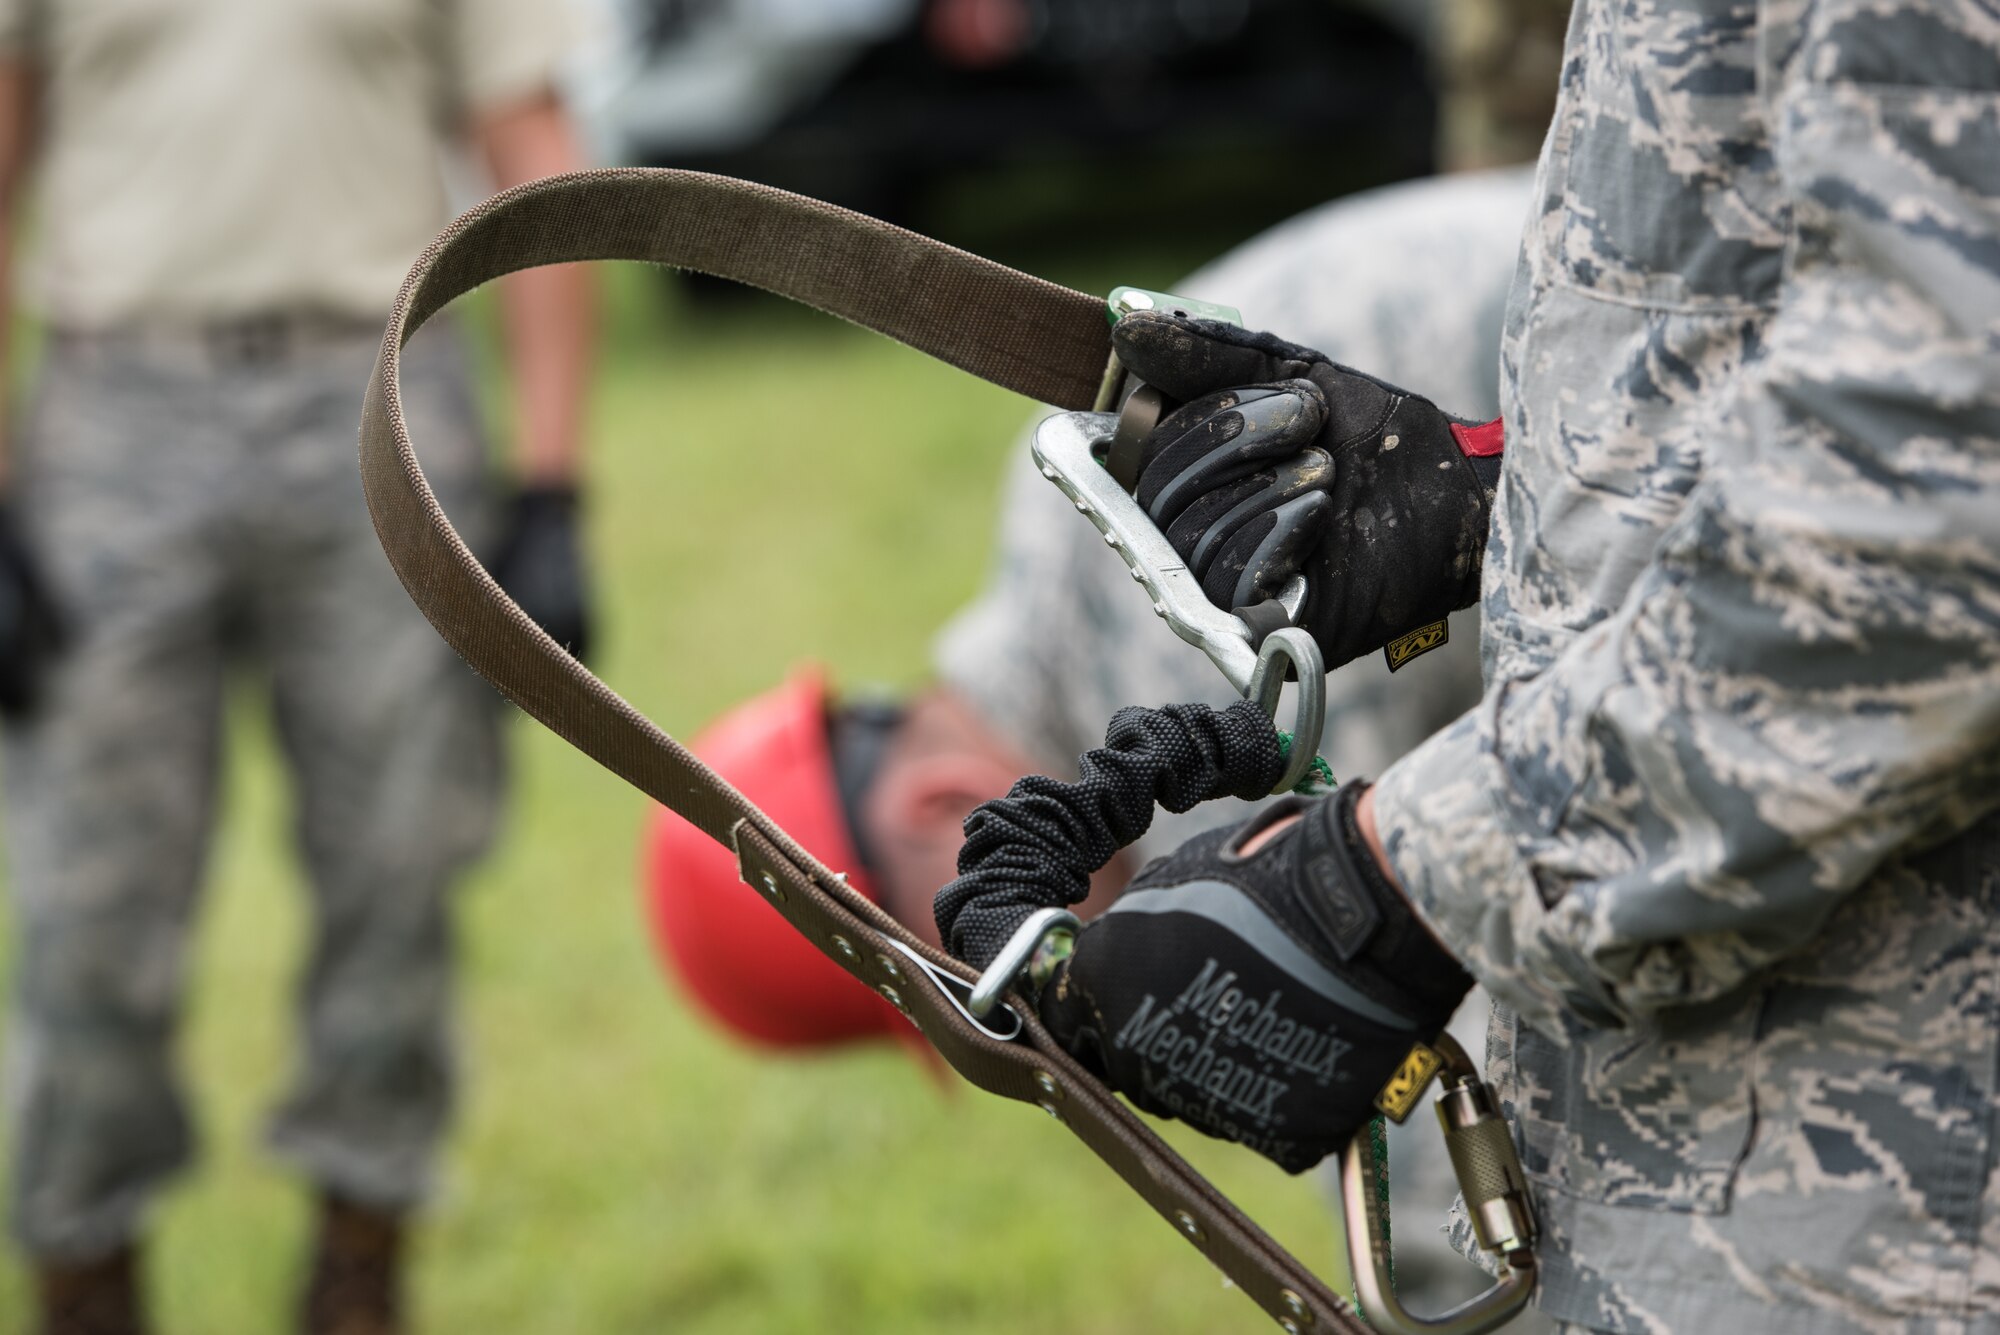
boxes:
[966,907,1079,1020]
[1029,409,1326,796]
[1341,1035,1539,1335]
[1248,626,1326,794]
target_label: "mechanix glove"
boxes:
[489,484,596,664]
[1112,308,1504,672]
[0,499,66,719]
[1038,783,1470,1173]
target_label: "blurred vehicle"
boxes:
[572,0,1436,249]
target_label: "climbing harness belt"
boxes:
[359,169,1533,1335]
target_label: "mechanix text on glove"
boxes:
[1039,786,1471,1172]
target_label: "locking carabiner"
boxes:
[1342,1034,1539,1334]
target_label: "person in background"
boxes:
[0,3,595,1333]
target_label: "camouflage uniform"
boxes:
[1369,2,2000,1331]
[2,326,502,1258]
[937,165,1543,1318]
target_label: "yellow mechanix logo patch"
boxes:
[1384,620,1449,672]
[1373,1042,1445,1123]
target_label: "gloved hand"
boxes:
[489,484,595,663]
[1037,783,1470,1173]
[1112,308,1504,671]
[0,498,65,719]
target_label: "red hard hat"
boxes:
[642,669,912,1050]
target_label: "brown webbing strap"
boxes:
[360,168,1362,1334]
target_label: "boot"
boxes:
[301,1193,405,1335]
[34,1244,147,1335]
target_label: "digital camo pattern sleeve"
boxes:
[1373,2,2000,1037]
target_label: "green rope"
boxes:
[1275,732,1375,1316]
[1274,730,1338,795]
[1371,1116,1394,1290]
[1277,734,1387,1321]
[1350,1116,1394,1325]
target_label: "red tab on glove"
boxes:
[1449,417,1504,459]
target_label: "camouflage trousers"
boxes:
[1,321,503,1259]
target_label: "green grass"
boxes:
[0,263,1346,1333]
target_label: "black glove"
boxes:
[1038,784,1470,1173]
[1113,308,1503,671]
[0,499,65,719]
[489,484,595,663]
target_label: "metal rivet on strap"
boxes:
[1279,1320,1301,1334]
[1280,1289,1313,1327]
[759,872,786,903]
[1038,1101,1063,1121]
[1034,1070,1062,1100]
[830,934,857,963]
[878,985,908,1014]
[1173,1209,1206,1244]
[877,953,904,984]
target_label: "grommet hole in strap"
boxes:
[730,825,1026,1045]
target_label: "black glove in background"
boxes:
[488,484,595,663]
[1113,309,1501,670]
[1038,784,1470,1173]
[0,499,65,719]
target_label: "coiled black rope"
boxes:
[935,699,1285,969]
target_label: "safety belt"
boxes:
[359,169,1511,1335]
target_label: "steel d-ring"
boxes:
[1247,626,1326,795]
[967,907,1081,1019]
